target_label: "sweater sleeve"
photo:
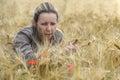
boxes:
[13,31,32,55]
[13,29,36,65]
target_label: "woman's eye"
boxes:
[41,23,47,25]
[40,22,56,26]
[51,22,56,25]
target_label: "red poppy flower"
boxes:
[68,63,74,72]
[28,60,38,65]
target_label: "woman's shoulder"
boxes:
[56,28,63,35]
[55,28,63,37]
[14,25,34,39]
[14,25,34,37]
[19,25,33,34]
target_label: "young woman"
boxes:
[13,2,77,68]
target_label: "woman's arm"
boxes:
[13,30,37,68]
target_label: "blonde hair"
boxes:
[33,2,58,22]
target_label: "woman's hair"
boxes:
[33,2,58,22]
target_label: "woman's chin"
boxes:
[45,35,52,39]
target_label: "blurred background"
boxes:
[0,0,120,80]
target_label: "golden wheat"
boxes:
[0,0,120,80]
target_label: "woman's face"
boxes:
[36,12,57,40]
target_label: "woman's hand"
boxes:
[65,39,78,52]
[25,53,38,68]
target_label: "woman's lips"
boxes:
[45,34,52,39]
[45,33,52,35]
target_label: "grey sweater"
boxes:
[13,25,63,64]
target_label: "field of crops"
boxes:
[0,0,120,80]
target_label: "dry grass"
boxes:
[0,0,120,80]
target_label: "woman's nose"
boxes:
[46,24,52,32]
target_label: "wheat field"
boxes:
[0,0,120,80]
